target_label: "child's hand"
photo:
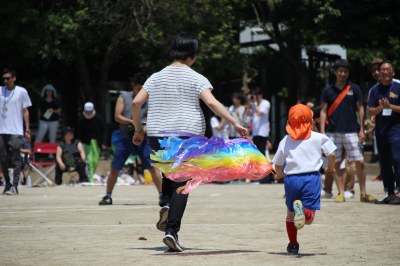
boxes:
[274,175,282,183]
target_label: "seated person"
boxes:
[55,127,89,185]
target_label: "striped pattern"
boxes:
[143,66,213,137]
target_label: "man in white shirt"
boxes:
[0,68,32,195]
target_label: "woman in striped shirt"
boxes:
[132,32,248,252]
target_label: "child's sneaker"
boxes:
[287,243,299,254]
[156,205,169,232]
[293,200,305,230]
[163,230,183,252]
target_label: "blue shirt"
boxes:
[367,82,400,137]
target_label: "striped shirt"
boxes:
[143,65,213,137]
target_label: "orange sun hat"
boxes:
[286,104,314,140]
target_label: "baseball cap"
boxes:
[286,104,313,140]
[84,102,94,112]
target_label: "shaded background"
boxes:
[1,0,399,147]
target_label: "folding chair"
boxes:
[29,142,58,186]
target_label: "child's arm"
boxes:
[326,152,336,174]
[274,164,284,182]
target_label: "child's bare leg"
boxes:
[334,161,345,195]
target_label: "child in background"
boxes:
[273,104,337,254]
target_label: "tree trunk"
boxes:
[95,51,114,118]
[76,50,93,103]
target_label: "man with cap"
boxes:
[77,102,105,182]
[273,104,337,254]
[55,127,88,185]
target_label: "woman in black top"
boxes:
[35,84,61,143]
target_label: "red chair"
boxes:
[29,142,58,186]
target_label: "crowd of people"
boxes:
[1,32,399,254]
[0,67,111,193]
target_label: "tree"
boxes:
[248,0,341,103]
[321,0,400,67]
[38,0,246,119]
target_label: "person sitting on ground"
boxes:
[55,127,88,185]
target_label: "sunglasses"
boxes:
[2,77,12,81]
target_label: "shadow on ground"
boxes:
[268,252,328,258]
[130,247,260,256]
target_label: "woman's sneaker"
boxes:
[293,200,305,230]
[163,230,183,252]
[5,186,18,195]
[156,206,169,232]
[98,195,112,205]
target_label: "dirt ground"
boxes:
[1,174,399,266]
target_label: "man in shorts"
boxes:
[320,59,376,203]
[98,73,161,205]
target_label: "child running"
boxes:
[273,104,337,254]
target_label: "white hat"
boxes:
[84,102,94,112]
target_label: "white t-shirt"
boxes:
[210,116,229,140]
[0,86,32,135]
[252,99,270,137]
[143,65,213,137]
[272,131,337,175]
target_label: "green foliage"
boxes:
[320,0,400,69]
[3,0,400,109]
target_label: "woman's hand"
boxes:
[234,123,248,138]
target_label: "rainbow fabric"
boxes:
[151,132,273,194]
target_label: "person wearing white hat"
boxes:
[77,102,105,182]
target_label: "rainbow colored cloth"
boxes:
[151,133,273,194]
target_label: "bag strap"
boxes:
[326,84,351,125]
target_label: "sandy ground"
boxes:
[0,175,399,266]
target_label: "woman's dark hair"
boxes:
[232,92,245,105]
[170,32,200,60]
[251,87,263,96]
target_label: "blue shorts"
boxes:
[284,172,321,212]
[111,130,153,171]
